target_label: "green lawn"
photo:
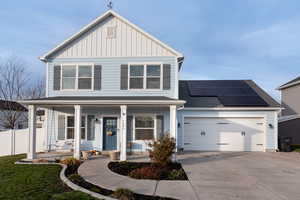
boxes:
[0,154,96,200]
[292,145,300,152]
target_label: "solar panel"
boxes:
[218,96,268,106]
[186,80,268,107]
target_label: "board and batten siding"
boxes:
[47,57,178,98]
[50,15,176,59]
[177,110,278,151]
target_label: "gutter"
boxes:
[182,107,282,111]
[18,100,186,106]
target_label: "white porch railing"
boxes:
[0,128,45,157]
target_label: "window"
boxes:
[78,65,92,89]
[129,64,162,90]
[61,64,93,90]
[107,26,117,38]
[62,66,76,90]
[65,115,86,140]
[129,65,144,89]
[134,116,155,140]
[146,65,160,89]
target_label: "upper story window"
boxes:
[129,64,161,90]
[61,65,93,90]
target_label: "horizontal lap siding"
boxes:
[47,57,177,98]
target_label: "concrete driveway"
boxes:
[178,152,300,200]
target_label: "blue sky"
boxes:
[1,0,300,100]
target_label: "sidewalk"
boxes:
[78,157,198,200]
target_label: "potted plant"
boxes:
[109,150,120,160]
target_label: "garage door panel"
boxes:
[183,117,265,152]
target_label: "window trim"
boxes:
[60,63,94,91]
[59,114,87,141]
[128,63,163,90]
[133,114,157,141]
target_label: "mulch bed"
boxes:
[108,161,188,180]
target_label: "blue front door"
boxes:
[103,117,117,150]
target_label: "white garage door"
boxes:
[183,117,265,151]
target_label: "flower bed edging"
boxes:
[15,161,116,200]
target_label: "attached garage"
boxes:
[183,117,265,151]
[178,80,281,152]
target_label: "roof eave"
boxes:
[277,80,300,90]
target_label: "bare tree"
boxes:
[0,56,44,130]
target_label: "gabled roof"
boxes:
[179,80,281,108]
[277,76,300,90]
[40,10,183,61]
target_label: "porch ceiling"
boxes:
[19,96,185,106]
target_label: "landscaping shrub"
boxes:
[148,134,176,167]
[113,188,135,200]
[60,157,81,174]
[167,169,186,180]
[129,165,161,180]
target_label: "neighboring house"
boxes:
[0,100,28,131]
[277,77,300,144]
[20,10,281,161]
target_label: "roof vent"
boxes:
[107,26,117,39]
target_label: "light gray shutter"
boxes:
[94,65,102,90]
[156,115,164,139]
[87,115,95,140]
[120,64,128,90]
[53,65,61,90]
[163,64,171,90]
[57,115,65,140]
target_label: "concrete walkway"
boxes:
[78,157,198,200]
[79,152,300,200]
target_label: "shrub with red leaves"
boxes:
[129,165,161,180]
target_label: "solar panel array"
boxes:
[187,80,268,106]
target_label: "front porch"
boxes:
[21,97,185,161]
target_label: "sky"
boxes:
[1,0,300,100]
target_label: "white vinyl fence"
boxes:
[0,128,45,157]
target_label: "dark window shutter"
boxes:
[94,65,102,90]
[53,65,61,90]
[120,64,128,90]
[57,115,65,140]
[156,115,164,139]
[163,64,171,90]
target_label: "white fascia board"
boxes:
[277,80,300,90]
[18,100,186,106]
[278,114,300,123]
[40,10,183,61]
[183,107,282,111]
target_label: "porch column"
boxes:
[120,105,127,161]
[170,105,177,161]
[74,105,82,159]
[27,105,37,160]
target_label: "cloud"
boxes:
[240,17,300,58]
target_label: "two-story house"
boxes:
[278,77,300,145]
[21,10,281,161]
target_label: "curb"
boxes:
[15,161,116,200]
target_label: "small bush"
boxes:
[148,134,176,167]
[60,157,81,174]
[129,166,161,180]
[167,169,186,180]
[113,188,135,200]
[51,191,95,200]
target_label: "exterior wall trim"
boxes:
[183,107,282,111]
